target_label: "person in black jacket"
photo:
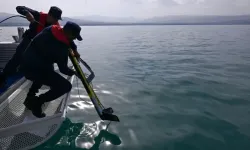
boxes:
[0,6,80,89]
[20,21,82,118]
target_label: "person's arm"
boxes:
[70,41,77,50]
[56,47,75,76]
[70,41,80,58]
[16,6,40,17]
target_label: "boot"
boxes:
[23,95,34,110]
[24,96,46,118]
[23,92,37,110]
[32,101,46,118]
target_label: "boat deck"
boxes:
[0,72,73,150]
[0,27,75,150]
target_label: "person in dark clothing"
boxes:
[19,21,83,118]
[0,6,81,108]
[0,6,80,89]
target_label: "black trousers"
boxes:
[24,70,72,103]
[3,37,31,76]
[2,36,43,97]
[27,82,42,97]
[26,65,55,97]
[0,37,31,86]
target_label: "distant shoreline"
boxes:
[1,23,250,27]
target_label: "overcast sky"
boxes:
[0,0,249,18]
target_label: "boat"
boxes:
[0,27,119,150]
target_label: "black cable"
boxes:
[75,66,112,127]
[0,15,42,26]
[76,73,92,105]
[0,15,26,24]
[75,70,107,109]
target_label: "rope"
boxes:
[75,73,92,105]
[75,65,112,129]
[75,69,105,108]
[0,15,42,26]
[0,15,26,24]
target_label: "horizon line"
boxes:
[1,12,250,19]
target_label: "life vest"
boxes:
[36,12,60,34]
[36,12,48,33]
[51,25,70,45]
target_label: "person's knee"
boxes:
[62,80,72,93]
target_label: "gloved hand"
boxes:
[74,51,80,59]
[26,12,35,23]
[69,50,80,62]
[73,51,80,62]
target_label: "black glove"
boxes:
[74,71,80,78]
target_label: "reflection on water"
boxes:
[68,100,94,110]
[100,90,112,95]
[37,118,121,150]
[36,79,123,150]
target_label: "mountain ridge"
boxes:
[1,12,250,26]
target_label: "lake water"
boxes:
[1,25,250,150]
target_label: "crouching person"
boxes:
[19,21,82,118]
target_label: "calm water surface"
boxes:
[1,25,250,150]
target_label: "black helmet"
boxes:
[63,21,82,41]
[48,6,62,20]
